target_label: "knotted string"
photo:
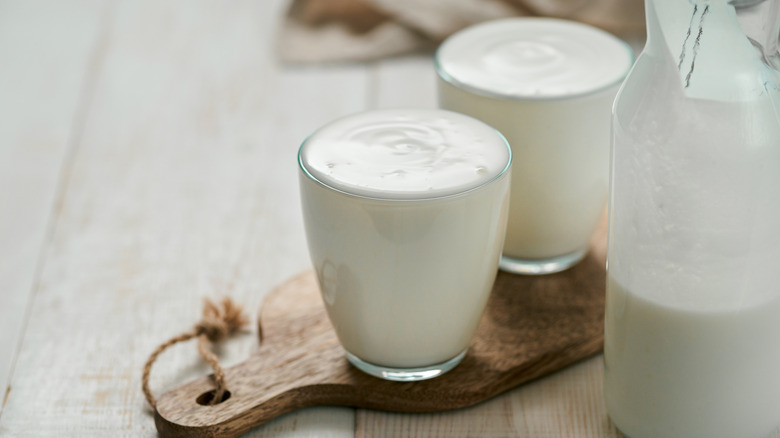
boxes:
[142,297,249,409]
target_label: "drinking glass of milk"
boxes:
[436,18,633,275]
[298,109,511,381]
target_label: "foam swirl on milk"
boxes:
[299,109,510,199]
[436,18,633,98]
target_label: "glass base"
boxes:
[346,349,467,382]
[499,248,588,275]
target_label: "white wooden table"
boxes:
[1,1,768,437]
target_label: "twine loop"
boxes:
[196,298,247,343]
[142,297,249,410]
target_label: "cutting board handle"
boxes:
[155,324,344,437]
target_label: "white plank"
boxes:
[358,357,618,438]
[0,0,107,412]
[0,0,364,435]
[370,55,438,109]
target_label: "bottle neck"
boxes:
[643,0,779,101]
[733,0,780,70]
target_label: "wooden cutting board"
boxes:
[154,226,607,438]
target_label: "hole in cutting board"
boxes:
[196,389,231,406]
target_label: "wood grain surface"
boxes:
[154,224,607,437]
[6,2,776,437]
[0,0,108,399]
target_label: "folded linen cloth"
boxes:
[278,0,645,63]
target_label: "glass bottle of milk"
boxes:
[604,1,780,438]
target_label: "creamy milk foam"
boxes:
[299,109,511,370]
[437,18,633,270]
[436,18,632,99]
[301,110,509,199]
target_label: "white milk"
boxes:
[436,18,633,272]
[604,277,780,438]
[299,109,511,370]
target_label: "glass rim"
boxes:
[433,20,637,102]
[297,112,513,202]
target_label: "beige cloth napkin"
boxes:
[278,0,645,63]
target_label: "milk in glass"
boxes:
[298,109,511,380]
[436,18,633,274]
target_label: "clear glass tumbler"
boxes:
[436,18,633,275]
[298,109,511,381]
